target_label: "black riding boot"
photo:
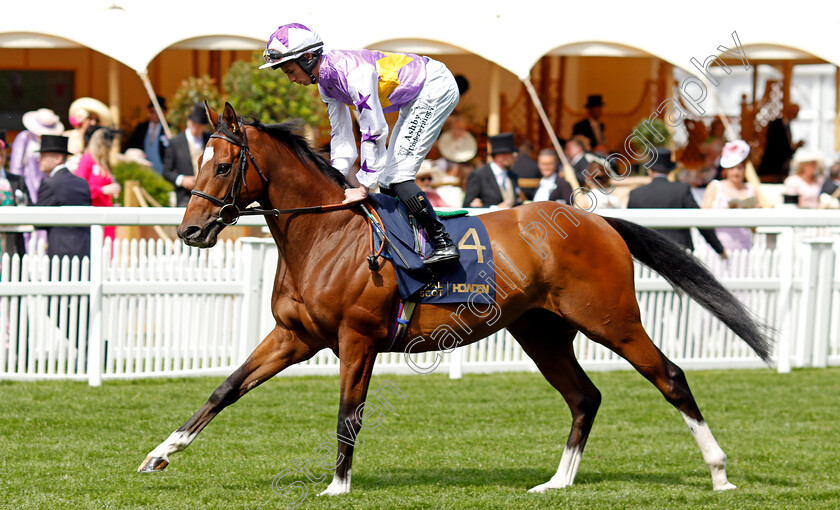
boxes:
[408,194,460,265]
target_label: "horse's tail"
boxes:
[603,216,774,364]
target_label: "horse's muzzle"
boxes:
[178,223,217,248]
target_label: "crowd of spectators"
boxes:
[3,93,839,261]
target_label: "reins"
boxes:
[190,121,385,268]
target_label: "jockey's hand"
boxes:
[343,186,369,204]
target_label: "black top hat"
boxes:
[147,95,167,111]
[648,147,676,174]
[454,74,470,96]
[585,94,604,108]
[187,103,209,125]
[38,134,72,155]
[488,132,517,156]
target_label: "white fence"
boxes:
[1,207,839,385]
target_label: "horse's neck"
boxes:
[261,142,365,275]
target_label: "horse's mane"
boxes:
[242,117,349,188]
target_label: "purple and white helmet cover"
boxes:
[260,23,323,69]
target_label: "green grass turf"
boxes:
[1,368,839,509]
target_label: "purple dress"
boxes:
[9,131,49,252]
[710,180,753,252]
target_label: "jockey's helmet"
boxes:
[260,23,324,83]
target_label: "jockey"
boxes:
[261,23,460,266]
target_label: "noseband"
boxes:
[190,124,279,225]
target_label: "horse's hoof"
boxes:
[137,456,169,473]
[318,487,349,497]
[528,480,570,493]
[714,482,737,491]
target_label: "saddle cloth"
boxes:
[366,193,496,304]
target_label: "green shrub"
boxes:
[631,117,671,151]
[167,75,224,133]
[222,52,327,126]
[112,161,174,207]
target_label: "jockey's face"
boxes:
[279,61,312,86]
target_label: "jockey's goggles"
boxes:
[262,43,324,66]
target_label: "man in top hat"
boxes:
[627,147,725,256]
[462,132,521,208]
[125,95,169,174]
[572,94,607,154]
[0,131,32,256]
[35,134,92,260]
[163,103,211,207]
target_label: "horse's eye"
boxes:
[216,163,232,175]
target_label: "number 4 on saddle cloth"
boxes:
[366,193,496,304]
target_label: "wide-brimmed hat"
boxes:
[792,149,825,173]
[647,147,676,174]
[68,97,113,127]
[116,148,152,167]
[585,94,604,108]
[187,102,209,124]
[720,140,750,169]
[36,134,72,155]
[417,160,445,181]
[417,160,459,187]
[22,108,64,136]
[438,129,477,163]
[488,132,517,156]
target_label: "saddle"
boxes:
[366,193,496,305]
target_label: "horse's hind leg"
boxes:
[138,326,317,473]
[587,311,736,491]
[507,309,601,492]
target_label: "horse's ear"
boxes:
[204,100,218,131]
[222,102,240,135]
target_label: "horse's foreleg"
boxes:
[508,310,600,492]
[137,327,317,473]
[319,341,378,496]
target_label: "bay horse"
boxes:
[138,103,772,496]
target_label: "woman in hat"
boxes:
[702,140,757,252]
[784,150,825,208]
[64,97,113,171]
[10,108,64,204]
[415,160,454,208]
[261,23,461,266]
[75,127,121,243]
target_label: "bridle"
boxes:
[190,123,280,225]
[191,121,364,225]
